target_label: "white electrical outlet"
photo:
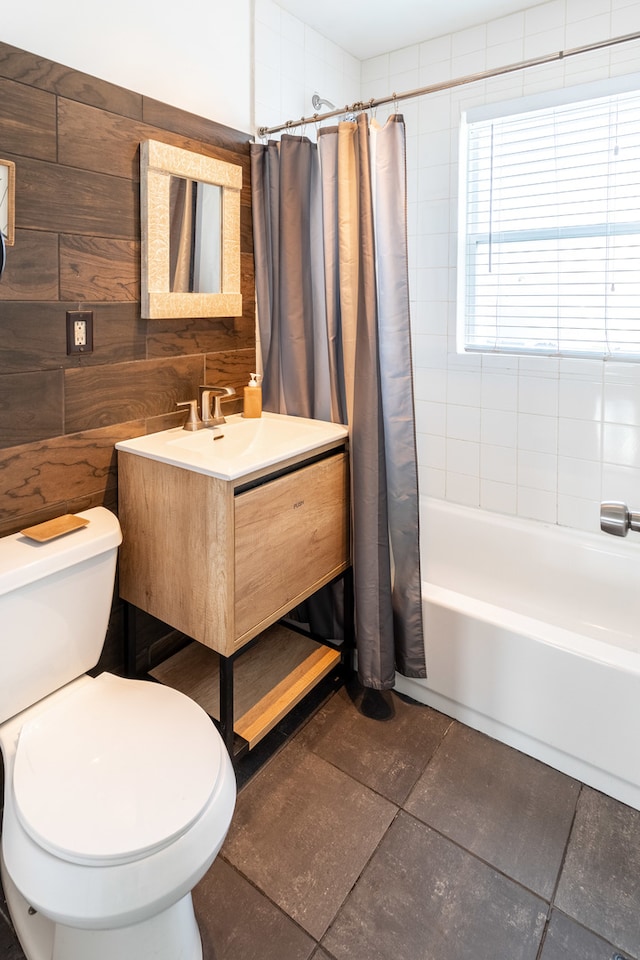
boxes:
[74,319,87,347]
[66,310,93,354]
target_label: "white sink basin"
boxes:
[115,412,348,480]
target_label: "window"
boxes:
[458,77,640,360]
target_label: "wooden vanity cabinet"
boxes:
[117,442,350,753]
[118,447,349,656]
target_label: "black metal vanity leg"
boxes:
[124,602,138,678]
[342,566,355,678]
[219,655,235,756]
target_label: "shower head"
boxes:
[312,93,336,112]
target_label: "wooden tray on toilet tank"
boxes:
[20,515,89,542]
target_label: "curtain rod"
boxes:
[257,30,640,137]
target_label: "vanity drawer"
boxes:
[234,452,349,644]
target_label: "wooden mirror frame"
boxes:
[141,140,242,319]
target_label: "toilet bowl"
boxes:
[0,507,236,960]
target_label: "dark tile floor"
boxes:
[2,684,640,960]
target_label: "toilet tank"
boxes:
[0,508,122,724]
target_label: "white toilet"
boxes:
[0,506,236,960]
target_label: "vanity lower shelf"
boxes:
[149,623,341,749]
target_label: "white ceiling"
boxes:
[275,0,546,60]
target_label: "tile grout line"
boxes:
[533,783,584,960]
[536,779,638,960]
[214,854,328,954]
[317,805,404,952]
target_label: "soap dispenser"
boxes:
[243,373,262,419]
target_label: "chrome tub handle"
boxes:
[600,501,640,537]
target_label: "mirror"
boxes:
[141,140,242,319]
[0,158,15,282]
[169,177,222,294]
[0,158,16,246]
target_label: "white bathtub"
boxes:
[395,497,640,810]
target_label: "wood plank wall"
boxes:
[0,42,256,672]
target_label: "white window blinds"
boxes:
[458,82,640,360]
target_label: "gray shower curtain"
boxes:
[251,113,424,690]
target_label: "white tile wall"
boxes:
[255,1,640,534]
[376,0,640,533]
[254,0,360,139]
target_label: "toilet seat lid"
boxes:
[13,673,227,866]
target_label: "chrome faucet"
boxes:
[200,385,236,426]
